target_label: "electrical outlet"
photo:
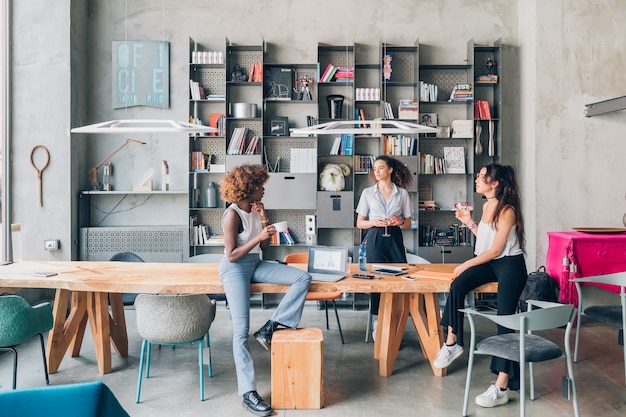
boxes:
[44,239,60,251]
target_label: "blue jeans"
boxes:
[219,253,311,395]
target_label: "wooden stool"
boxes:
[271,327,324,409]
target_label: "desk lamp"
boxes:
[88,139,146,191]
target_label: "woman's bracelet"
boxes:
[469,222,478,230]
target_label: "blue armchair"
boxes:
[0,381,130,417]
[0,294,53,389]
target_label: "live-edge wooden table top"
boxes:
[0,260,496,294]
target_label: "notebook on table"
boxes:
[307,245,349,282]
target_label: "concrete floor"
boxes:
[1,301,625,417]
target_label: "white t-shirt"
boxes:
[223,204,262,254]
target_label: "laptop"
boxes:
[307,245,349,282]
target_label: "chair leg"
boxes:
[324,301,330,330]
[205,332,213,378]
[564,322,581,417]
[332,300,345,344]
[38,333,49,385]
[529,362,535,400]
[136,339,148,403]
[462,315,477,417]
[365,297,372,343]
[1,347,18,390]
[198,338,205,401]
[574,282,583,362]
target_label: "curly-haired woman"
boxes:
[219,164,311,416]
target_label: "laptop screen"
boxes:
[307,246,348,275]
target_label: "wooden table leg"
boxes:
[108,293,128,357]
[374,293,410,377]
[46,289,88,373]
[409,292,446,377]
[46,290,129,375]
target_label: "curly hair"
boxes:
[369,155,413,189]
[219,164,269,203]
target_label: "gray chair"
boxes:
[134,294,216,402]
[571,272,626,387]
[109,252,145,305]
[461,300,579,417]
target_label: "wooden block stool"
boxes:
[271,327,324,409]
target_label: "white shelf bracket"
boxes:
[584,95,626,117]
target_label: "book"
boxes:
[443,146,466,174]
[264,66,293,99]
[320,63,333,82]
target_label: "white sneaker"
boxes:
[372,319,378,340]
[475,384,509,408]
[433,343,463,368]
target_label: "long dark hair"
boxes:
[370,155,413,189]
[483,163,525,252]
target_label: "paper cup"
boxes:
[273,221,288,233]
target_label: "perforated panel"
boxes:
[198,68,226,96]
[192,138,226,165]
[420,69,469,101]
[80,227,186,262]
[264,137,316,172]
[388,53,415,83]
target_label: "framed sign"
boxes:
[112,41,169,109]
[268,117,289,136]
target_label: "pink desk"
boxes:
[546,231,626,305]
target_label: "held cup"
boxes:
[273,221,288,233]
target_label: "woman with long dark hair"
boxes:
[433,163,527,409]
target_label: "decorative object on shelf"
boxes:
[486,57,495,75]
[291,120,437,136]
[382,52,392,82]
[264,67,294,100]
[204,182,218,208]
[231,103,257,119]
[29,145,50,207]
[268,117,289,136]
[319,163,351,192]
[231,64,247,82]
[87,139,146,191]
[326,95,344,119]
[474,121,483,155]
[295,77,314,100]
[488,120,495,156]
[161,160,169,191]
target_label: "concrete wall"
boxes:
[8,0,626,270]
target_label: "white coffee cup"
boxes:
[273,221,288,233]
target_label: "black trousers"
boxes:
[365,226,407,314]
[440,254,527,390]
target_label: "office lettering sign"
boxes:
[112,41,169,109]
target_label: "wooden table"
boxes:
[0,261,497,377]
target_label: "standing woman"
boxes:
[356,155,413,322]
[219,164,311,417]
[433,163,527,409]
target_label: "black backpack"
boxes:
[518,266,559,311]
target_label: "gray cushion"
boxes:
[135,294,216,343]
[584,305,623,328]
[476,333,562,363]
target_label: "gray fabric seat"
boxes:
[461,300,579,417]
[134,294,216,402]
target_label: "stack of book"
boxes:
[270,229,296,245]
[329,134,354,155]
[449,84,473,102]
[419,152,444,175]
[419,81,439,102]
[353,155,375,173]
[248,61,263,82]
[383,135,418,156]
[190,151,211,171]
[319,63,337,82]
[228,127,259,155]
[334,67,354,82]
[189,80,206,100]
[383,101,395,119]
[398,99,419,119]
[475,74,498,84]
[474,100,492,119]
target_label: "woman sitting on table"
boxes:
[433,163,527,409]
[219,164,311,417]
[356,155,413,328]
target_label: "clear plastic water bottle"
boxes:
[359,243,367,271]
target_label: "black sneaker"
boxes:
[242,390,273,416]
[253,320,279,350]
